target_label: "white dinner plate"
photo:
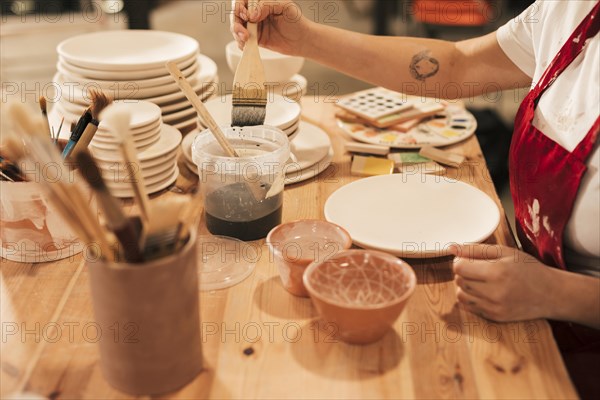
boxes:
[324,175,500,258]
[162,106,196,124]
[284,146,334,186]
[288,122,332,171]
[57,58,199,88]
[203,94,301,128]
[57,30,199,71]
[105,163,177,188]
[96,149,178,171]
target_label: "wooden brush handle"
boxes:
[166,61,239,157]
[120,139,151,225]
[247,0,259,41]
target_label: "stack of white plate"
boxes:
[89,101,182,198]
[53,30,218,134]
[199,94,302,141]
[182,121,333,186]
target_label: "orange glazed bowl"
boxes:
[303,250,416,344]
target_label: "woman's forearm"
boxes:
[544,267,600,329]
[301,23,531,98]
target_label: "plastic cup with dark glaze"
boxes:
[303,250,417,345]
[266,220,352,297]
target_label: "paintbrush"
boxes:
[166,61,266,201]
[62,106,92,159]
[100,105,151,228]
[68,89,112,160]
[54,117,65,144]
[4,106,114,260]
[39,96,52,139]
[76,150,143,263]
[0,156,26,182]
[231,0,267,127]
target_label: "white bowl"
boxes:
[225,41,304,83]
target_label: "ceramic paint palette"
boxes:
[337,87,414,121]
[338,105,477,149]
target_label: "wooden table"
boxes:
[0,98,577,399]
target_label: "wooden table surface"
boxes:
[0,97,577,399]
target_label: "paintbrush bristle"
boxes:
[231,85,267,126]
[39,96,48,115]
[231,106,267,127]
[89,89,112,120]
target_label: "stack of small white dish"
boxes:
[225,41,307,101]
[53,30,218,134]
[89,101,182,198]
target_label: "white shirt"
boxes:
[497,0,600,275]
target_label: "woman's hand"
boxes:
[231,0,313,56]
[450,244,554,322]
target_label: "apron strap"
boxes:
[534,1,600,98]
[572,116,600,162]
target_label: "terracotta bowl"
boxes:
[303,250,416,345]
[266,220,352,297]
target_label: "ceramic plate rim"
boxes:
[324,175,500,257]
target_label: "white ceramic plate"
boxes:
[172,118,198,133]
[91,133,160,153]
[109,167,179,198]
[203,94,301,128]
[106,163,177,188]
[324,175,500,257]
[57,30,199,71]
[58,54,197,81]
[284,146,334,186]
[288,122,331,171]
[96,149,178,171]
[96,119,162,140]
[53,70,214,107]
[162,106,196,124]
[57,58,199,88]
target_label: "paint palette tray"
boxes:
[337,104,477,149]
[337,88,414,121]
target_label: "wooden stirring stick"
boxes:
[166,61,239,157]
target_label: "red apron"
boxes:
[509,5,600,396]
[510,1,600,270]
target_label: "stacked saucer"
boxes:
[199,94,302,140]
[53,30,218,134]
[89,101,182,198]
[182,121,333,185]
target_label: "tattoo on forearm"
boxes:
[409,51,440,82]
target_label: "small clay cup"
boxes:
[266,220,352,297]
[304,250,416,344]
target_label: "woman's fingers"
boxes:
[232,0,249,46]
[455,275,496,302]
[453,256,495,281]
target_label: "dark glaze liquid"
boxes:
[204,182,283,241]
[206,206,282,241]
